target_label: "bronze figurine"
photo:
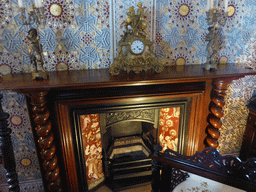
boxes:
[26,28,48,80]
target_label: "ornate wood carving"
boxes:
[153,146,256,192]
[164,147,256,182]
[206,79,229,148]
[105,109,155,127]
[0,94,20,192]
[27,92,62,192]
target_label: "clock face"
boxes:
[130,40,145,54]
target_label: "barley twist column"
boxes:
[28,92,62,192]
[206,79,229,148]
[0,94,20,192]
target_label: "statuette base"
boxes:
[32,71,48,80]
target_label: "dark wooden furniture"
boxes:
[240,96,256,161]
[0,64,256,191]
[152,145,256,192]
[0,95,20,192]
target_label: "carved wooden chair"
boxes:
[152,145,256,192]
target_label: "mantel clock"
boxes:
[109,2,164,75]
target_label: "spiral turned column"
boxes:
[206,79,229,148]
[28,92,62,192]
[0,94,20,192]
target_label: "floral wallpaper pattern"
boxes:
[80,114,104,190]
[0,0,256,190]
[158,107,180,152]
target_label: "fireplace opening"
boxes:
[70,97,190,191]
[102,121,156,188]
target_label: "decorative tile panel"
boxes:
[0,0,13,30]
[80,114,104,190]
[155,0,204,65]
[158,107,180,152]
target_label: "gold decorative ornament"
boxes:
[228,6,235,17]
[50,4,62,16]
[21,158,32,167]
[109,2,164,75]
[179,5,189,16]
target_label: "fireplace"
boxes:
[55,86,191,191]
[1,65,254,191]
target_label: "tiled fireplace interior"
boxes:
[73,103,186,191]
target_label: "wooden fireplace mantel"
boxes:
[1,64,256,192]
[0,64,255,92]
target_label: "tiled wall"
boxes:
[1,0,256,190]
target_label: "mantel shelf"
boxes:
[1,64,255,92]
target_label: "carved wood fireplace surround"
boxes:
[1,64,256,192]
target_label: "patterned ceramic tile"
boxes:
[0,52,23,75]
[44,49,81,71]
[155,0,256,65]
[155,0,205,65]
[44,0,76,30]
[218,75,256,155]
[0,0,13,30]
[237,38,256,69]
[158,108,180,152]
[80,114,104,190]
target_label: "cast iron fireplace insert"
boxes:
[53,86,192,191]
